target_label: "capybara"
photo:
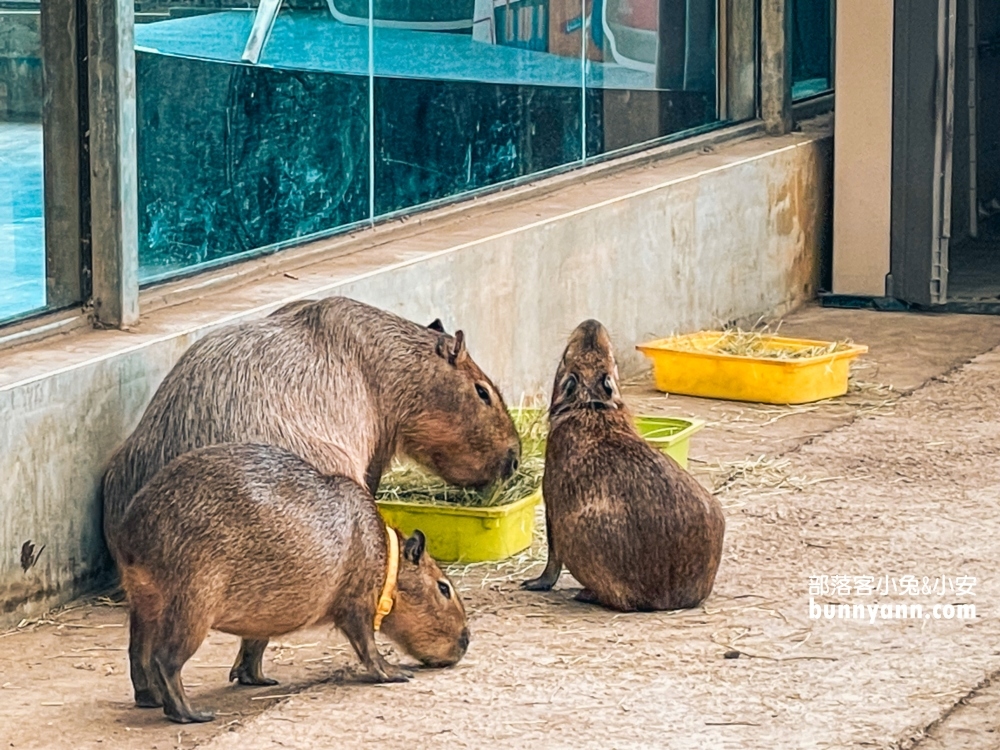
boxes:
[103,297,517,682]
[522,320,725,611]
[111,443,469,724]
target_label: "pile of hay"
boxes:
[376,404,547,508]
[669,327,854,360]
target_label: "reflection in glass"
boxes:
[587,0,718,157]
[132,0,734,283]
[370,0,583,216]
[0,5,46,322]
[134,1,371,281]
[791,0,833,100]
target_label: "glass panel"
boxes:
[134,1,372,282]
[586,0,718,158]
[791,0,833,100]
[370,0,583,217]
[0,2,45,323]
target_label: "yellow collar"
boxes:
[374,525,399,632]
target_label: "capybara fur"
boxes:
[112,443,469,724]
[522,320,725,611]
[103,297,516,681]
[103,297,520,531]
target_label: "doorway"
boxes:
[947,0,1000,310]
[890,0,1000,313]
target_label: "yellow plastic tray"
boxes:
[377,490,542,564]
[636,332,868,405]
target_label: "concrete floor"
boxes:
[0,120,45,322]
[2,304,1000,749]
[948,215,1000,312]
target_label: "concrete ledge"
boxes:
[0,120,832,625]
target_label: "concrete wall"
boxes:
[831,1,893,297]
[0,130,832,626]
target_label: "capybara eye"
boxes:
[562,373,578,398]
[602,374,614,396]
[475,384,491,405]
[437,581,451,599]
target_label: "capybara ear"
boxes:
[427,319,446,333]
[450,330,468,366]
[404,530,426,564]
[436,330,468,366]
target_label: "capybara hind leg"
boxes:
[340,609,411,683]
[152,614,214,724]
[522,524,562,591]
[573,588,600,604]
[128,612,162,708]
[229,639,277,687]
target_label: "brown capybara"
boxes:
[522,320,725,611]
[111,443,469,724]
[103,297,517,683]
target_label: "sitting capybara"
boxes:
[522,320,725,611]
[111,443,469,724]
[103,297,517,683]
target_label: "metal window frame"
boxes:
[40,0,86,311]
[761,0,793,134]
[15,0,139,334]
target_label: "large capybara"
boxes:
[103,297,517,683]
[111,443,469,724]
[522,320,725,611]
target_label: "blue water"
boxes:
[0,121,46,323]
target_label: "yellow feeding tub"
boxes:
[636,331,868,405]
[377,490,541,564]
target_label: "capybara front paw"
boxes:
[521,576,555,591]
[229,665,279,687]
[134,688,163,708]
[165,708,215,724]
[377,664,413,683]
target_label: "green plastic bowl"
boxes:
[511,408,704,468]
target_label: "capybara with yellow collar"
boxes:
[103,297,516,683]
[522,320,725,611]
[111,443,469,724]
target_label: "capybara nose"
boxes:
[458,628,470,652]
[501,449,519,479]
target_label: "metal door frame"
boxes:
[890,0,957,307]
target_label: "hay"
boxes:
[375,400,547,508]
[666,324,854,360]
[706,454,843,505]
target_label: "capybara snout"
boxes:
[550,319,623,415]
[113,444,468,724]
